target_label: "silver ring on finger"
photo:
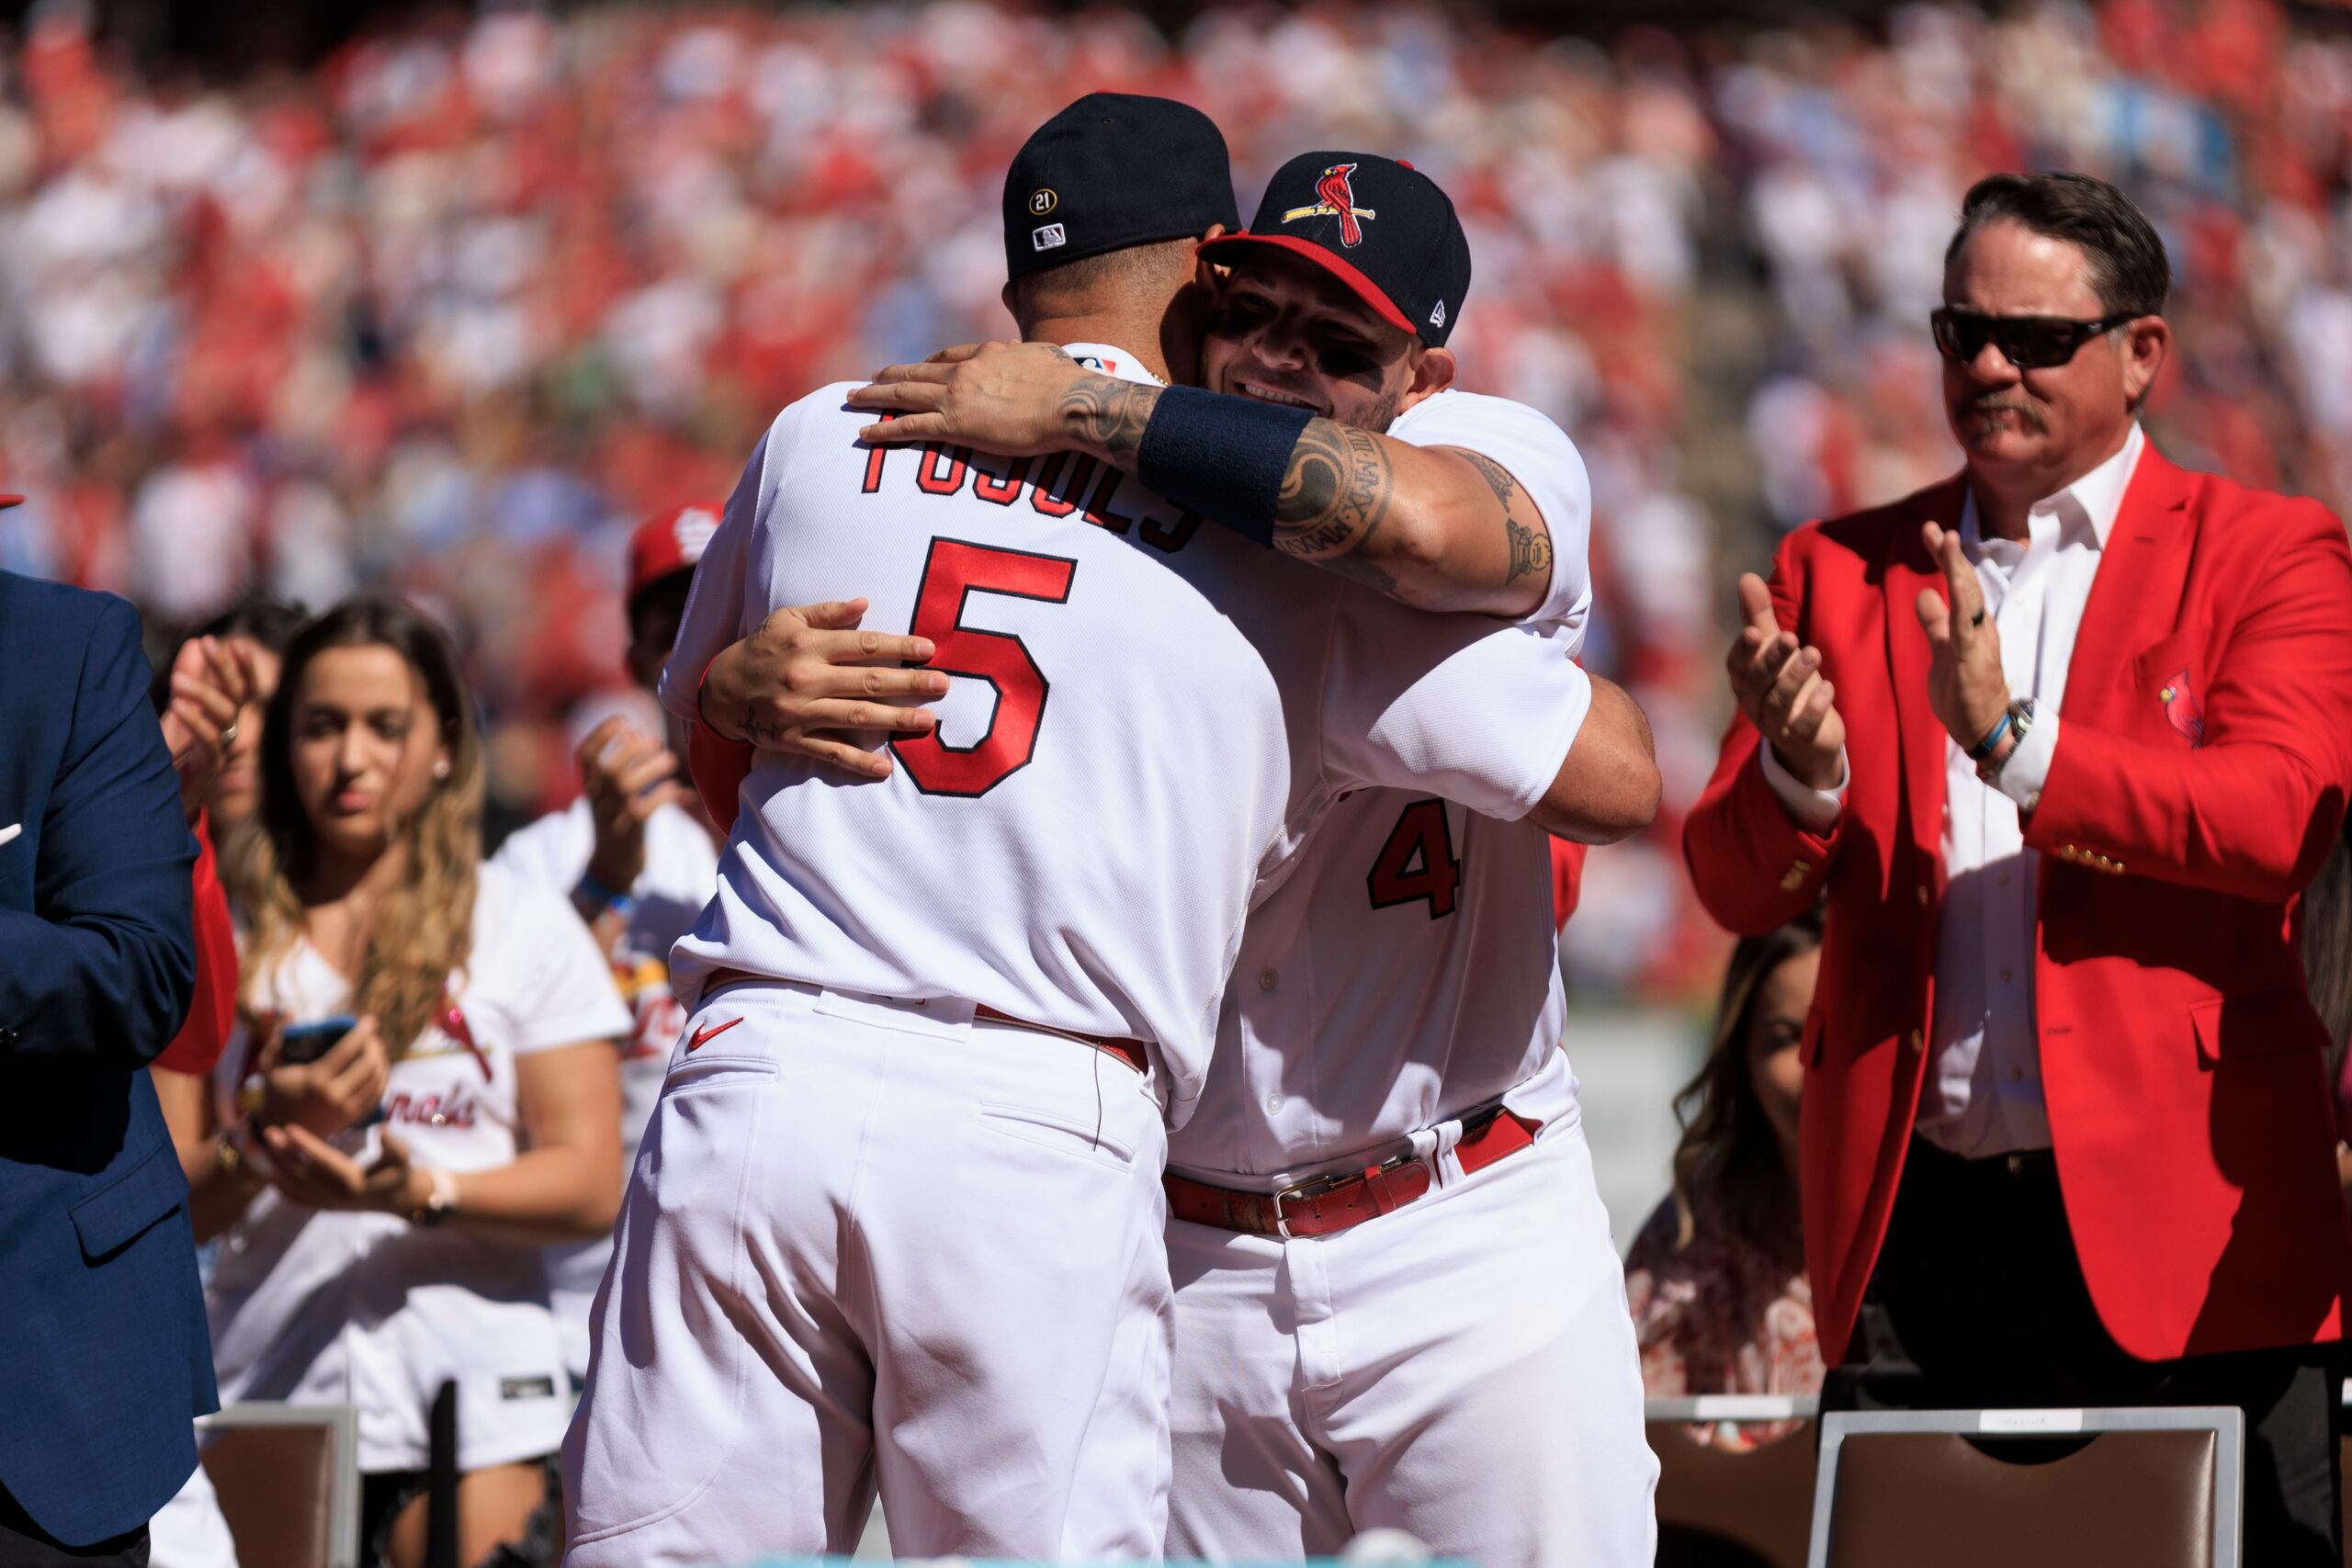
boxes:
[219,722,240,750]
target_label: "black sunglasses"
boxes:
[1930,307,2141,371]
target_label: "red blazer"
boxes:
[1685,446,2352,1365]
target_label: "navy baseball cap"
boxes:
[1199,152,1472,347]
[1002,94,1239,283]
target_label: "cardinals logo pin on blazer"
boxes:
[2159,668,2206,746]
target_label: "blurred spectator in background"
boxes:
[190,597,628,1568]
[11,0,2352,1009]
[164,603,311,836]
[489,503,720,1387]
[1624,906,1825,1450]
[153,601,306,1181]
[1686,170,2352,1564]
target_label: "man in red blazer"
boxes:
[1686,170,2352,1562]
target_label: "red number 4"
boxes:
[890,537,1078,797]
[1366,798,1462,919]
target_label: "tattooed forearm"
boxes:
[1274,419,1394,563]
[1459,450,1553,586]
[1059,373,1159,463]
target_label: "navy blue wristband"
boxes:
[1136,384,1313,549]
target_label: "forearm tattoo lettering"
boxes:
[1275,420,1395,571]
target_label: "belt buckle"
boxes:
[1271,1150,1418,1240]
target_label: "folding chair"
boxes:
[1648,1394,1820,1568]
[198,1402,361,1568]
[1807,1406,2244,1568]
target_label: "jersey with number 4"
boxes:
[1172,390,1594,1178]
[658,344,1589,1124]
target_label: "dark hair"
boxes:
[1944,171,2170,319]
[1005,236,1198,329]
[198,598,310,651]
[1667,905,1826,1255]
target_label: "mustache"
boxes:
[1958,395,2048,432]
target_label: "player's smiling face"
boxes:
[1202,251,1422,432]
[287,642,450,863]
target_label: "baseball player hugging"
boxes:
[561,95,1659,1568]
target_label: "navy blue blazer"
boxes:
[0,571,217,1547]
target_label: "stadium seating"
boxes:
[198,1402,361,1568]
[1649,1394,1819,1568]
[1806,1406,2245,1568]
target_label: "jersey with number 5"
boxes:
[658,348,1589,1122]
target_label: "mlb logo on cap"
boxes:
[1034,222,1068,252]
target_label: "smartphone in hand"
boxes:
[277,1015,357,1067]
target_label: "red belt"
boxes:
[696,969,1147,1077]
[973,1004,1148,1077]
[1165,1108,1542,1240]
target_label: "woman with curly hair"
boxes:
[1623,907,1826,1450]
[182,596,628,1568]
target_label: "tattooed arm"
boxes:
[852,343,1564,617]
[1049,369,1558,613]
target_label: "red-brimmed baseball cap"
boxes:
[1198,152,1472,347]
[0,494,23,509]
[627,502,724,610]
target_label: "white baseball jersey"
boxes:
[657,343,1591,1124]
[206,865,631,1472]
[490,796,719,1374]
[1171,390,1595,1177]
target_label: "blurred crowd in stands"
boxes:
[2,0,2347,1000]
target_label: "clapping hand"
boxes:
[1725,573,1846,789]
[159,636,259,821]
[1914,523,2014,753]
[578,716,695,892]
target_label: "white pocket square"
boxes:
[0,824,18,847]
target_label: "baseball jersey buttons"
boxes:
[1258,969,1278,992]
[1265,1094,1285,1114]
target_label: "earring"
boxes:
[434,760,450,780]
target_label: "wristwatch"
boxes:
[1974,696,2037,784]
[408,1167,460,1228]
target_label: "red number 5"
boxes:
[891,537,1078,797]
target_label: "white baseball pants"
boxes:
[561,981,1170,1566]
[1164,1118,1657,1566]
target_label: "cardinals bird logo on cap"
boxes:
[1283,163,1375,248]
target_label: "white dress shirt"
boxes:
[1760,423,2144,1156]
